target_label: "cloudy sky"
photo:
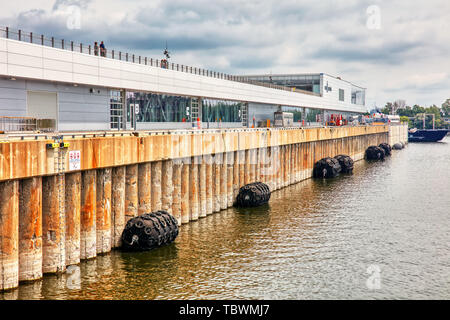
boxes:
[1,0,449,110]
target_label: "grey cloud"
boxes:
[1,0,449,107]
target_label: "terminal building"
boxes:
[0,27,367,132]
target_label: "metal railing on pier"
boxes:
[0,116,38,132]
[0,26,319,97]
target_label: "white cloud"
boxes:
[0,0,448,108]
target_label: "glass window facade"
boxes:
[351,86,365,105]
[246,74,321,94]
[339,89,345,101]
[202,99,242,123]
[281,106,304,122]
[126,92,191,122]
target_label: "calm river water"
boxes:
[3,137,450,300]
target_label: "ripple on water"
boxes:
[3,138,450,300]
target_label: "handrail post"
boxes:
[80,43,83,53]
[89,45,91,54]
[112,49,114,59]
[119,51,121,60]
[62,39,64,49]
[30,32,32,43]
[41,34,44,45]
[5,27,8,38]
[52,37,54,47]
[18,29,21,41]
[71,41,74,51]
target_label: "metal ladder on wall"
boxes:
[52,136,66,272]
[241,103,248,127]
[191,98,199,127]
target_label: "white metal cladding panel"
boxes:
[43,46,73,61]
[43,57,72,73]
[43,69,73,83]
[58,84,109,125]
[0,79,27,116]
[321,74,363,110]
[0,50,6,64]
[0,38,6,51]
[0,38,366,113]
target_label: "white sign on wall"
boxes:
[69,150,81,171]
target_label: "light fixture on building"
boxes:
[73,83,78,87]
[10,77,16,81]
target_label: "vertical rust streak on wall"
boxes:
[125,164,138,221]
[220,153,227,210]
[213,154,221,212]
[137,162,151,215]
[205,155,213,215]
[162,160,174,214]
[96,168,111,254]
[0,180,19,290]
[259,148,265,183]
[111,166,125,248]
[65,172,80,265]
[19,177,42,281]
[244,150,250,185]
[199,157,207,217]
[226,152,233,207]
[265,147,273,191]
[42,175,66,273]
[80,170,96,260]
[181,159,190,223]
[172,160,182,224]
[238,150,245,188]
[232,151,239,201]
[190,157,199,220]
[151,161,162,211]
[255,148,260,183]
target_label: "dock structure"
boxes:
[0,27,410,291]
[0,125,408,291]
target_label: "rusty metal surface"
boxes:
[0,126,391,182]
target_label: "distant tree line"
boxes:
[380,98,450,129]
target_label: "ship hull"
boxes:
[408,129,448,142]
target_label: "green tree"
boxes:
[400,116,412,127]
[441,98,450,116]
[381,102,392,115]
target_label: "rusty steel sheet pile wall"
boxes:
[0,125,395,291]
[0,126,388,181]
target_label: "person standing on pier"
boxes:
[94,41,99,56]
[100,41,106,57]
